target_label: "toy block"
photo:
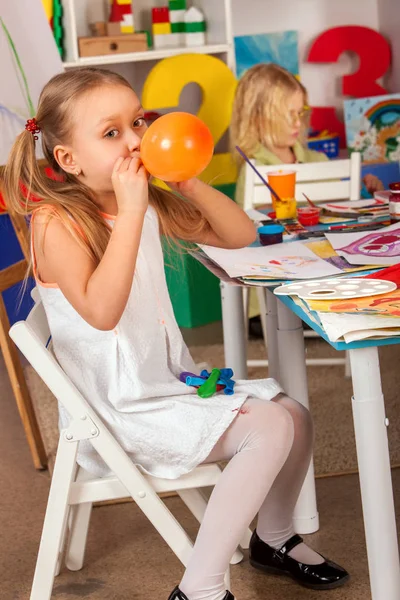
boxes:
[152,22,172,35]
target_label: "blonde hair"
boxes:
[230,63,309,164]
[4,67,206,264]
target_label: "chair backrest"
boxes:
[243,152,361,211]
[9,291,115,439]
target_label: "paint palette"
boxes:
[274,278,396,300]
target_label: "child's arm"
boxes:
[171,178,257,248]
[35,157,148,331]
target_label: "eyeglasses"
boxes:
[287,105,311,124]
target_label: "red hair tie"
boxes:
[25,118,40,140]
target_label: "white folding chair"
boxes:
[240,152,362,375]
[10,289,251,600]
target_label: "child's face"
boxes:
[277,89,307,148]
[68,84,147,195]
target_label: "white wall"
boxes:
[378,0,400,92]
[231,0,380,109]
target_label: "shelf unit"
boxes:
[62,0,235,71]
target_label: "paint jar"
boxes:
[389,181,400,223]
[258,224,285,246]
[267,170,297,219]
[297,206,320,226]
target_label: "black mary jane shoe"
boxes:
[168,587,234,600]
[249,531,350,590]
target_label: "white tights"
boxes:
[179,395,315,600]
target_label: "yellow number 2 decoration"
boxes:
[142,53,238,186]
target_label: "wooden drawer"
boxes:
[78,34,148,57]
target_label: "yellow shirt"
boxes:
[235,141,328,209]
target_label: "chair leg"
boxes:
[177,488,208,523]
[240,528,253,550]
[54,505,74,577]
[64,467,94,571]
[65,502,93,571]
[30,436,78,600]
[178,489,244,565]
[92,436,196,567]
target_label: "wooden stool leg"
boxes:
[0,294,47,469]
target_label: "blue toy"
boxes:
[179,368,236,397]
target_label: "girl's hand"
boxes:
[167,177,199,197]
[112,156,149,214]
[363,174,384,195]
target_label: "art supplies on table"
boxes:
[200,241,342,280]
[325,222,400,266]
[284,293,400,343]
[297,206,320,226]
[364,263,400,286]
[318,198,389,218]
[235,146,298,220]
[258,224,284,246]
[267,170,297,219]
[305,286,400,318]
[274,278,395,300]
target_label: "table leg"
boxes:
[220,282,247,379]
[265,290,280,380]
[276,298,319,534]
[349,347,400,600]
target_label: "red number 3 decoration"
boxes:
[306,26,391,146]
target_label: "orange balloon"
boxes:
[140,112,214,182]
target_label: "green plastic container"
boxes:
[163,183,236,328]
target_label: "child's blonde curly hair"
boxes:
[230,63,310,164]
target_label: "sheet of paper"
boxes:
[325,223,400,266]
[319,198,388,215]
[246,209,270,222]
[317,312,400,342]
[304,239,378,273]
[343,329,400,343]
[200,242,342,279]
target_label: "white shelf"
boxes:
[64,43,232,68]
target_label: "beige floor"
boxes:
[1,324,400,600]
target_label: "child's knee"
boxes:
[276,395,313,440]
[253,401,295,451]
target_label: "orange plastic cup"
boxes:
[267,170,297,219]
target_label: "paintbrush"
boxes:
[235,146,282,204]
[302,193,319,210]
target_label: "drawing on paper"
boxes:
[338,231,400,258]
[308,288,400,318]
[243,256,318,277]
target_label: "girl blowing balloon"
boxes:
[5,68,348,600]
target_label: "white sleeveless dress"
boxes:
[33,206,283,479]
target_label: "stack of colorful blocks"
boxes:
[152,2,206,49]
[107,0,135,36]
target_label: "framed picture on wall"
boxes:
[344,93,400,163]
[234,31,299,79]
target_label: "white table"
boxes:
[220,280,400,600]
